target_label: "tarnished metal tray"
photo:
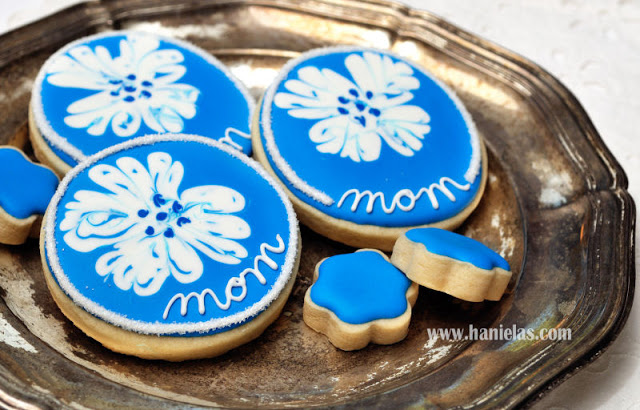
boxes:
[0,0,634,408]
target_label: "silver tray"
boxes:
[0,0,634,408]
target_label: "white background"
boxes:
[1,0,638,408]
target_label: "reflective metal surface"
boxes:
[0,0,634,408]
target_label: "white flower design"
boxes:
[46,34,200,137]
[60,152,250,296]
[274,51,431,162]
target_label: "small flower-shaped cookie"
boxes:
[391,228,512,302]
[0,147,59,244]
[303,249,418,351]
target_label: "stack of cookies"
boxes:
[0,30,511,360]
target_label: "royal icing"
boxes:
[309,250,412,324]
[43,134,297,336]
[32,31,254,165]
[260,47,482,227]
[0,147,59,219]
[405,228,510,271]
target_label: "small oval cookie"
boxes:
[30,30,254,176]
[254,46,486,251]
[0,147,58,245]
[41,134,299,361]
[391,228,511,302]
[303,249,418,351]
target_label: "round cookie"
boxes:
[303,249,419,351]
[0,147,59,245]
[30,30,254,176]
[253,46,487,251]
[41,134,299,361]
[391,228,511,302]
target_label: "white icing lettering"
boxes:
[162,234,286,319]
[218,127,251,151]
[337,177,471,214]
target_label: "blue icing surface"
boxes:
[0,148,58,219]
[405,228,510,271]
[36,31,253,165]
[310,251,411,325]
[261,47,482,227]
[47,138,293,336]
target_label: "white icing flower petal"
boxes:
[283,79,322,98]
[348,52,419,94]
[345,53,377,94]
[378,128,417,157]
[309,116,348,154]
[88,163,152,207]
[47,55,83,76]
[95,249,135,290]
[117,35,159,70]
[181,228,248,265]
[94,45,122,77]
[299,66,353,93]
[153,66,188,87]
[381,103,430,124]
[63,190,136,217]
[345,130,381,162]
[114,156,155,205]
[158,107,186,133]
[95,236,172,296]
[64,104,121,136]
[273,95,337,119]
[61,191,141,251]
[138,49,185,80]
[46,54,111,90]
[164,235,204,283]
[68,46,113,80]
[111,109,142,137]
[320,68,359,96]
[66,90,118,114]
[274,103,337,119]
[165,83,201,102]
[128,34,161,57]
[185,212,251,240]
[378,56,419,93]
[151,87,199,119]
[378,104,430,156]
[274,66,356,119]
[274,91,338,119]
[181,185,246,214]
[61,213,135,251]
[139,105,166,133]
[371,92,413,109]
[148,152,184,200]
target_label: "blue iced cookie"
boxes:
[0,147,59,245]
[391,228,511,302]
[30,30,254,176]
[303,249,418,351]
[253,46,486,251]
[41,134,299,360]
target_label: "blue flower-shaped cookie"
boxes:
[0,147,59,245]
[303,249,418,350]
[391,228,512,302]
